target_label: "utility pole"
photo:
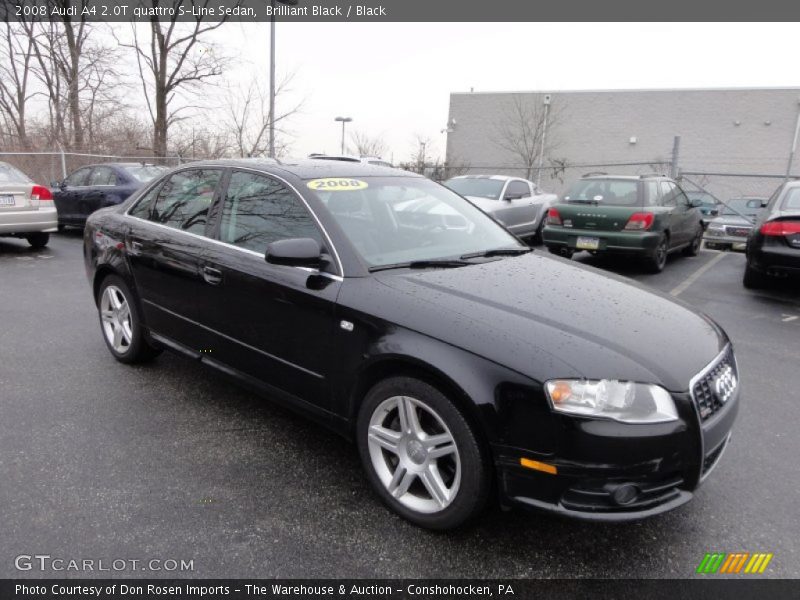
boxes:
[670,135,681,179]
[537,94,551,186]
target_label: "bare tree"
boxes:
[494,94,560,180]
[0,23,36,149]
[118,1,230,159]
[349,130,387,158]
[224,74,302,158]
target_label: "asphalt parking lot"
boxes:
[1,232,799,579]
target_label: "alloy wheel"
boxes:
[100,285,133,354]
[367,395,461,514]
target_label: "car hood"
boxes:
[373,253,726,391]
[709,215,755,226]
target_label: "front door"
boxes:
[54,166,92,225]
[493,180,537,235]
[198,169,341,410]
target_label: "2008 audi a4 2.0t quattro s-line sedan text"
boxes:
[83,159,740,530]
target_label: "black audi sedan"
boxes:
[743,181,800,288]
[83,159,740,529]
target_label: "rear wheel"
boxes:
[97,275,161,363]
[743,264,768,289]
[357,376,491,530]
[683,227,703,256]
[644,235,668,273]
[26,232,49,248]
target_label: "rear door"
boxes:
[198,169,341,409]
[54,167,92,224]
[125,167,224,352]
[80,166,118,222]
[660,181,694,247]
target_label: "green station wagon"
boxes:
[543,174,705,272]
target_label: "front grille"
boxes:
[691,346,738,421]
[725,226,752,237]
[561,475,684,512]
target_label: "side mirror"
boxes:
[689,198,703,208]
[504,193,523,201]
[265,238,324,269]
[761,200,768,208]
[51,180,64,189]
[710,209,719,216]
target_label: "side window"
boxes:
[88,166,117,186]
[150,169,222,235]
[660,182,678,207]
[673,184,691,207]
[219,171,322,254]
[506,180,530,199]
[128,182,163,219]
[65,168,91,187]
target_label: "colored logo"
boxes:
[696,552,773,574]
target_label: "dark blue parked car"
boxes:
[53,163,167,230]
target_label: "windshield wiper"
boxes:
[368,259,472,272]
[460,247,532,259]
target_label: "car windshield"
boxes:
[563,179,640,206]
[721,198,762,216]
[444,178,505,200]
[782,187,800,210]
[0,164,32,183]
[125,165,168,183]
[308,176,524,268]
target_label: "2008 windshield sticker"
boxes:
[307,178,368,191]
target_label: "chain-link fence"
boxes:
[0,151,185,186]
[677,170,798,204]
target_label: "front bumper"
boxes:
[543,226,661,254]
[494,347,740,522]
[704,230,749,249]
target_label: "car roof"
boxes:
[579,174,667,181]
[449,174,521,182]
[180,158,416,180]
[78,162,164,170]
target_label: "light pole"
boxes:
[335,116,352,154]
[269,0,298,159]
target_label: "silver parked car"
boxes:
[703,197,765,251]
[443,175,557,242]
[0,162,58,248]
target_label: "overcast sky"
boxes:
[200,22,800,162]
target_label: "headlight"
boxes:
[545,379,678,423]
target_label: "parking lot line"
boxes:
[669,252,728,297]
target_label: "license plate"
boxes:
[0,195,15,206]
[576,236,600,250]
[728,227,750,237]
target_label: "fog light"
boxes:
[611,484,638,506]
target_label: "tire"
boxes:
[96,275,161,364]
[643,234,668,273]
[57,223,66,233]
[683,227,703,256]
[532,218,546,245]
[357,376,491,530]
[25,232,49,248]
[743,264,768,289]
[548,246,573,259]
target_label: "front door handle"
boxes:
[202,266,223,285]
[127,239,144,255]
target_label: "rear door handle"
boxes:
[202,266,223,285]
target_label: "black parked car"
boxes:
[54,162,167,229]
[743,181,800,288]
[84,160,739,529]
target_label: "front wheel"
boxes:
[357,377,491,530]
[26,232,49,248]
[97,275,161,363]
[683,227,703,256]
